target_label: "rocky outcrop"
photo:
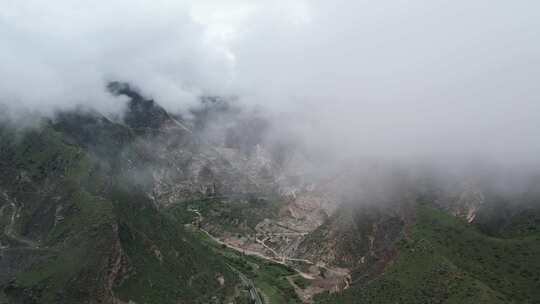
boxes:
[452,188,485,223]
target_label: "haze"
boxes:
[1,0,539,168]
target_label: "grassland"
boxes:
[0,125,240,303]
[316,204,540,304]
[186,217,303,304]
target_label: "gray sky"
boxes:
[1,0,539,166]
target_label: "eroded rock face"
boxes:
[431,181,486,224]
[295,202,407,269]
[144,139,281,207]
[104,224,130,303]
[285,194,335,229]
[453,189,485,223]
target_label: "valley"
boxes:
[0,85,539,304]
[182,192,353,302]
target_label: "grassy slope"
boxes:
[184,209,302,304]
[112,190,238,304]
[0,125,118,303]
[317,204,540,304]
[0,124,239,303]
[474,193,540,238]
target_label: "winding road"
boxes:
[191,209,317,280]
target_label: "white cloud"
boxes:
[0,0,236,114]
[1,0,540,166]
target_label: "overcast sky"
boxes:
[1,0,539,166]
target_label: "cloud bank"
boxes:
[1,0,540,167]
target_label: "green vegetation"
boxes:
[3,107,540,304]
[317,204,540,304]
[112,188,238,304]
[0,125,119,303]
[250,262,300,304]
[474,194,540,238]
[0,124,240,303]
[189,226,302,304]
[292,275,311,290]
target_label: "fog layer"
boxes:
[1,0,539,167]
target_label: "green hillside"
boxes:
[0,122,239,303]
[316,204,540,304]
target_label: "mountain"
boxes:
[316,201,540,303]
[0,85,276,303]
[1,85,539,304]
[0,113,239,303]
[189,159,540,303]
[310,176,540,304]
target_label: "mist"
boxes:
[1,0,540,173]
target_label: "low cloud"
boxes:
[1,0,540,169]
